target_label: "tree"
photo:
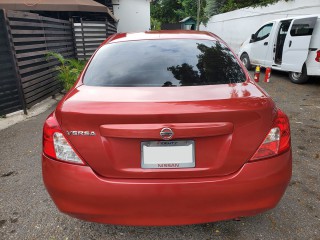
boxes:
[151,0,183,24]
[204,0,291,21]
[151,17,161,30]
[205,0,225,17]
[175,0,207,26]
[151,0,207,26]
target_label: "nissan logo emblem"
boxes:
[160,128,174,140]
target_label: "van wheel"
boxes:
[289,66,309,84]
[240,53,252,70]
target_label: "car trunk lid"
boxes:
[58,83,275,179]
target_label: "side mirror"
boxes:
[251,34,256,41]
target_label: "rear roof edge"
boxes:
[103,30,219,45]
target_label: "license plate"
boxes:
[141,140,195,169]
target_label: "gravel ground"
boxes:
[1,70,319,240]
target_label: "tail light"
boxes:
[316,50,320,62]
[250,109,290,161]
[43,113,85,165]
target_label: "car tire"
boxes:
[289,66,309,84]
[240,53,252,70]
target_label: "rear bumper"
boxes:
[42,151,292,226]
[306,52,320,76]
[307,66,320,76]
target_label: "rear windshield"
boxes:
[83,39,246,87]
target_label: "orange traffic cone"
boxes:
[264,67,271,83]
[254,66,261,82]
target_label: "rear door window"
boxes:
[83,39,246,87]
[290,17,317,36]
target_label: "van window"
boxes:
[290,17,317,36]
[255,23,273,41]
[83,39,246,87]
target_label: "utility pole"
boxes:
[196,0,201,30]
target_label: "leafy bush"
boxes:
[151,17,161,30]
[47,52,86,91]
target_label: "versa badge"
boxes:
[66,131,96,136]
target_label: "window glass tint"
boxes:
[290,17,317,36]
[83,39,246,87]
[255,23,273,41]
[279,21,291,34]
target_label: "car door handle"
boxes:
[264,42,268,46]
[289,40,292,47]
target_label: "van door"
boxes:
[281,16,318,72]
[250,23,274,66]
[273,20,292,65]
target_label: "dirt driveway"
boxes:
[1,70,319,240]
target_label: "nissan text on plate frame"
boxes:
[42,30,292,226]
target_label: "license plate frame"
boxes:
[141,140,195,169]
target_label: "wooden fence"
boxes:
[0,9,117,115]
[6,10,75,109]
[73,20,117,60]
[0,10,25,116]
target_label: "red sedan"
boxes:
[42,31,292,226]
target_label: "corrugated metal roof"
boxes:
[180,16,193,23]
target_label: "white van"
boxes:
[239,15,320,83]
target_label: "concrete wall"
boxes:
[112,0,151,33]
[200,0,320,53]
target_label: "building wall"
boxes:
[200,0,320,53]
[112,0,151,33]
